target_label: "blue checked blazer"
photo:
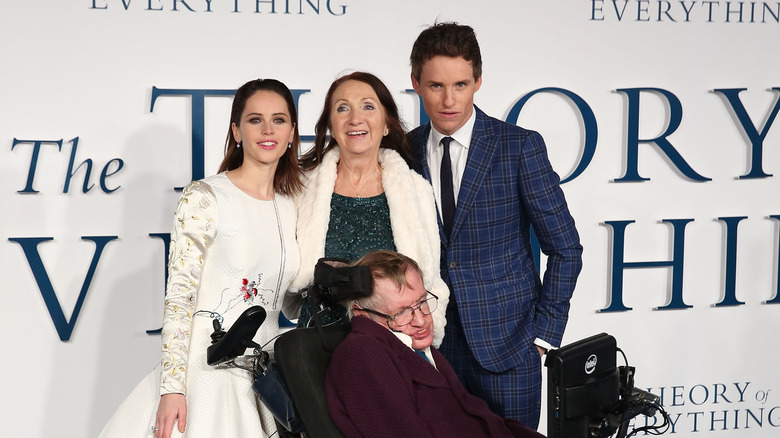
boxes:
[409,106,583,373]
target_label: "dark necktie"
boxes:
[413,348,430,363]
[440,136,456,238]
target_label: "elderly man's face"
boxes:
[372,269,434,350]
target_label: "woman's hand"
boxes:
[154,393,187,438]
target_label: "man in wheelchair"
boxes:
[209,251,544,437]
[324,250,544,438]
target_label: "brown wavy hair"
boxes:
[410,22,483,82]
[299,71,413,171]
[218,78,303,196]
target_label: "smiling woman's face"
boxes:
[329,79,388,159]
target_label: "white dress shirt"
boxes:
[425,109,477,219]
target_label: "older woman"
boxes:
[283,71,449,345]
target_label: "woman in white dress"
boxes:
[99,78,303,438]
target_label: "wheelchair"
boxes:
[206,258,372,438]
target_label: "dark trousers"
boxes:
[438,297,542,430]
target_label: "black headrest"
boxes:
[312,258,373,300]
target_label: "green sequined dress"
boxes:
[297,193,396,327]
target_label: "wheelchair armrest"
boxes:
[206,306,266,366]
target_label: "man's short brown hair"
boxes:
[410,22,483,81]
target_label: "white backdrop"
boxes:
[2,1,779,437]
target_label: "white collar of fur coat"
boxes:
[290,146,437,292]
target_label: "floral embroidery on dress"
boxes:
[241,276,273,306]
[193,274,274,326]
[241,278,256,300]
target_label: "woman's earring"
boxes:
[288,142,292,149]
[383,128,389,136]
[237,142,242,148]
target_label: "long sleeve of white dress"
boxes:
[159,181,219,395]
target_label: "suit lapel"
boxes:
[452,107,497,239]
[413,124,433,181]
[411,124,448,244]
[356,317,448,388]
[380,322,447,388]
[406,350,449,388]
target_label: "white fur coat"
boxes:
[284,147,449,346]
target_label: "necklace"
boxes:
[339,162,381,199]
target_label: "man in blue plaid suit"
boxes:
[407,22,583,429]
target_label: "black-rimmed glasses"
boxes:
[356,291,438,327]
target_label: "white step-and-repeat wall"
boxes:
[2,1,778,437]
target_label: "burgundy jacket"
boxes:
[325,316,545,438]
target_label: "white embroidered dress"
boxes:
[100,173,299,438]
